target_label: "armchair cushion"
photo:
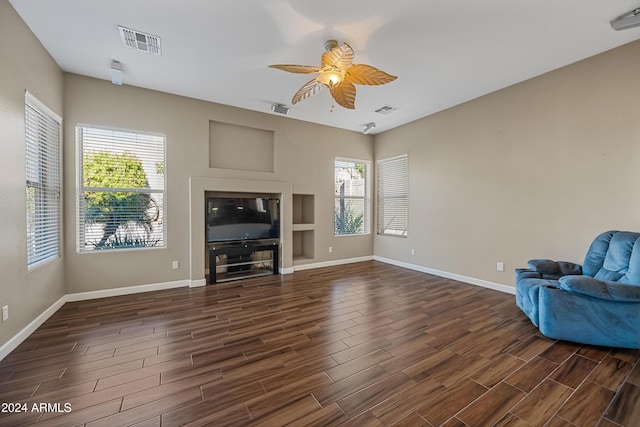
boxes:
[583,231,640,284]
[559,275,640,303]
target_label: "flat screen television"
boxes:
[206,197,280,243]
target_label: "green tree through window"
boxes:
[83,151,155,247]
[335,201,364,234]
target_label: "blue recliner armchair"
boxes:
[516,230,640,348]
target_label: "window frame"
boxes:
[334,157,371,236]
[76,124,167,253]
[377,154,409,238]
[25,92,62,270]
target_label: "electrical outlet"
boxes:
[2,305,8,322]
[329,246,333,253]
[172,260,179,270]
[411,248,416,256]
[497,262,504,272]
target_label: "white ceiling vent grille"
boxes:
[118,25,161,55]
[374,105,399,115]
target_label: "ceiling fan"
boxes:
[269,40,397,110]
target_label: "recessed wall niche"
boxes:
[209,121,274,172]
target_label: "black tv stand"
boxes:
[208,240,279,284]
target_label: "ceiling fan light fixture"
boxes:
[269,40,397,109]
[317,69,343,88]
[324,39,339,51]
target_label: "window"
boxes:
[77,125,166,252]
[25,92,62,269]
[334,158,370,235]
[377,154,408,237]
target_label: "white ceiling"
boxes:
[9,0,640,134]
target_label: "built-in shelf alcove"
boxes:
[292,194,315,264]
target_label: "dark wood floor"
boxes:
[0,261,638,426]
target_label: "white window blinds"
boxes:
[77,125,166,252]
[377,154,408,237]
[25,92,62,269]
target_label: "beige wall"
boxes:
[63,74,374,292]
[0,1,65,346]
[375,40,640,288]
[4,0,640,350]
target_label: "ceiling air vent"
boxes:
[118,25,161,55]
[374,105,399,115]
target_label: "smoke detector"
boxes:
[271,104,289,115]
[110,60,122,85]
[363,122,376,134]
[118,25,161,55]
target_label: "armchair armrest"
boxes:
[559,275,640,302]
[528,259,582,276]
[515,268,542,280]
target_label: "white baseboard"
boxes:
[374,256,515,295]
[0,279,191,361]
[189,279,207,288]
[293,255,374,272]
[0,296,66,361]
[65,279,191,302]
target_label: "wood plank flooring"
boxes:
[0,261,639,426]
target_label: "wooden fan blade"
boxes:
[292,78,323,105]
[330,81,356,109]
[321,43,354,70]
[269,64,320,74]
[344,64,397,85]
